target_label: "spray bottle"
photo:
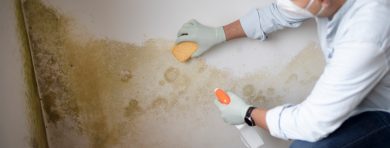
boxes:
[214,88,264,148]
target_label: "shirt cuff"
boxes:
[239,9,266,40]
[266,105,291,140]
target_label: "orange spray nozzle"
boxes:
[214,88,231,105]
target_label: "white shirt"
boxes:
[240,0,390,142]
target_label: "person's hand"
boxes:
[214,91,251,125]
[176,19,226,58]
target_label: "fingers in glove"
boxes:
[187,19,200,26]
[222,114,238,125]
[227,91,246,104]
[177,19,199,37]
[227,92,239,99]
[175,35,195,44]
[214,99,226,111]
[223,117,231,124]
[182,22,195,28]
[177,26,192,37]
[191,48,204,58]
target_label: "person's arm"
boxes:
[223,20,246,41]
[251,108,268,130]
[176,2,307,57]
[266,42,389,142]
[238,2,307,40]
[214,41,389,142]
[221,2,309,41]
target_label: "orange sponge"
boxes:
[172,42,198,62]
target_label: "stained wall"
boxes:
[0,0,48,148]
[1,0,325,147]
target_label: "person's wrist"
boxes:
[251,108,268,130]
[244,106,256,126]
[222,20,246,41]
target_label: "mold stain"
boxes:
[253,95,266,104]
[120,70,132,82]
[21,0,325,147]
[164,67,179,83]
[23,0,72,125]
[159,80,166,86]
[150,97,175,112]
[243,84,255,97]
[124,99,142,120]
[266,88,275,96]
[286,73,298,84]
[15,0,49,147]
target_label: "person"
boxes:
[176,0,390,147]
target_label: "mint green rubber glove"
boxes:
[214,91,251,125]
[176,19,226,58]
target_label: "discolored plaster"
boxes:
[21,0,325,147]
[15,0,49,147]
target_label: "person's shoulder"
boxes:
[347,0,389,22]
[337,0,390,44]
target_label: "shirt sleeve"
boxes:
[239,2,307,40]
[266,41,389,142]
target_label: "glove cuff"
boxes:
[216,26,227,43]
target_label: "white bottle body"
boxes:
[235,124,264,148]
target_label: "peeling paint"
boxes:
[22,0,325,147]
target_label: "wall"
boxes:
[1,0,325,147]
[0,0,48,148]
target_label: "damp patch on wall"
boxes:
[22,0,325,147]
[15,0,49,147]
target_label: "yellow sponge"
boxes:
[172,42,198,62]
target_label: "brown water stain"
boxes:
[150,97,171,111]
[22,0,325,147]
[159,80,166,86]
[164,67,179,83]
[23,0,124,147]
[120,70,132,82]
[197,61,207,73]
[286,73,298,84]
[266,88,275,96]
[15,0,49,147]
[243,84,255,97]
[23,0,72,125]
[253,95,266,104]
[124,99,143,119]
